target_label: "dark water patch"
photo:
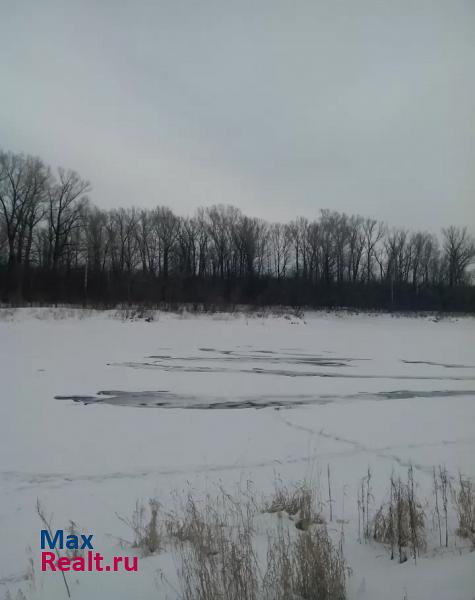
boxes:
[401,360,475,369]
[55,389,475,410]
[56,390,311,409]
[109,361,475,381]
[55,395,102,405]
[146,351,357,368]
[372,389,475,400]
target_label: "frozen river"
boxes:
[1,308,474,599]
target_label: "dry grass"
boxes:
[117,498,162,556]
[169,485,345,600]
[264,524,346,600]
[173,488,260,600]
[166,493,219,554]
[263,481,324,531]
[114,306,156,322]
[372,469,426,563]
[453,475,475,545]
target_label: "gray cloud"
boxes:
[1,0,474,231]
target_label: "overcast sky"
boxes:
[1,0,474,231]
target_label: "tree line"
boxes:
[1,149,474,311]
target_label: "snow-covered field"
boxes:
[1,308,474,599]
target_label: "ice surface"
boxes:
[1,308,474,599]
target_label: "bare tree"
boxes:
[233,215,264,278]
[205,205,240,279]
[0,148,473,310]
[154,206,180,278]
[0,151,48,299]
[319,210,337,284]
[47,168,90,275]
[362,218,384,283]
[305,221,321,283]
[177,216,198,277]
[269,223,292,280]
[442,226,475,286]
[347,215,365,282]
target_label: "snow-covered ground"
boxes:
[1,308,474,599]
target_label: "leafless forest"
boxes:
[1,150,474,310]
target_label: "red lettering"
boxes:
[94,552,104,571]
[41,552,56,571]
[57,556,71,571]
[72,556,85,571]
[124,556,138,572]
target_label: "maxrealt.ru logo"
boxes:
[41,530,138,572]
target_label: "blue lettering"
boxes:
[41,529,63,549]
